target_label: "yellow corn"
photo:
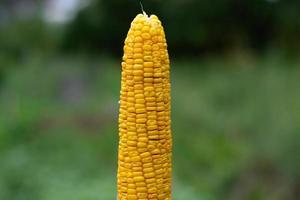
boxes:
[117,13,172,199]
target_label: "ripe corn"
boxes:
[117,13,172,200]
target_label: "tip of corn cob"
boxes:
[131,13,161,30]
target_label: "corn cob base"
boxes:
[117,13,172,200]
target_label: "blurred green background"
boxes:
[0,0,299,199]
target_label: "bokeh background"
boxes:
[0,0,299,199]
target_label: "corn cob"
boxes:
[117,13,172,200]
